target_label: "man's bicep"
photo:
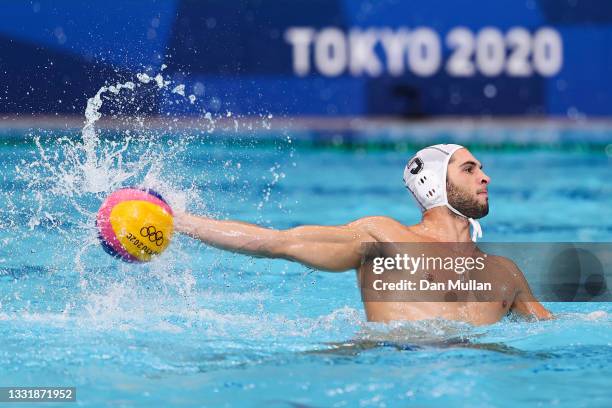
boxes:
[280,223,372,272]
[284,240,364,271]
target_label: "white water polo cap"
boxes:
[403,144,483,242]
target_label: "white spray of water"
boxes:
[79,70,201,193]
[81,81,136,192]
[172,84,185,96]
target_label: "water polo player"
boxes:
[174,144,553,325]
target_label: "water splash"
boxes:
[7,66,297,335]
[11,69,207,316]
[81,80,136,192]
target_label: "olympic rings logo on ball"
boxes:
[140,225,164,246]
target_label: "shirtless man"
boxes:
[175,144,552,325]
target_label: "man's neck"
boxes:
[418,206,472,242]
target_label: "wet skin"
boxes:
[176,148,552,326]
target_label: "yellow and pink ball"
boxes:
[96,188,174,262]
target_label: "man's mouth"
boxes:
[477,190,488,197]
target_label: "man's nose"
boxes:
[480,170,490,185]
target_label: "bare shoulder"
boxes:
[347,216,421,242]
[349,216,404,231]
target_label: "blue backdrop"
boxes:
[1,0,610,117]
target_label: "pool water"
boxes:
[1,125,612,407]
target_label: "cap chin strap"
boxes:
[445,203,483,242]
[469,218,483,242]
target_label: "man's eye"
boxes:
[464,167,473,173]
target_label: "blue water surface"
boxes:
[0,127,611,407]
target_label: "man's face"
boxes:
[446,148,490,219]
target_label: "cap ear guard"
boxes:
[412,169,442,207]
[403,152,449,212]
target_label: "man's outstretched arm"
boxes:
[174,213,379,272]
